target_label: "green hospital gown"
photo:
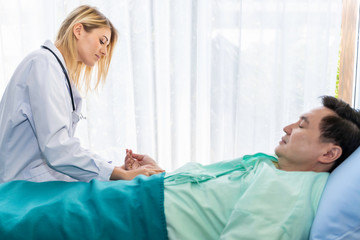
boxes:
[164,153,329,240]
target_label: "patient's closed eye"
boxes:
[298,116,309,128]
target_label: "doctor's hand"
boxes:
[110,166,164,181]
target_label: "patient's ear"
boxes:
[319,145,342,164]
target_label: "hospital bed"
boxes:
[0,147,359,240]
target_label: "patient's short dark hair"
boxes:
[320,96,360,172]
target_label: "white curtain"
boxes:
[0,0,342,171]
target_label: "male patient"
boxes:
[125,95,360,239]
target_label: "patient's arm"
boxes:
[125,149,163,171]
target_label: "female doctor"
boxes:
[0,5,163,183]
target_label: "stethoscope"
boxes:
[41,45,76,112]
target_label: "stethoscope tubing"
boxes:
[41,45,76,112]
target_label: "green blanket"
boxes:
[0,173,167,240]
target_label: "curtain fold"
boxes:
[0,0,342,171]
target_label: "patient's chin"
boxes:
[274,146,283,157]
[274,145,280,153]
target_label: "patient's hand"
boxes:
[125,150,142,170]
[110,166,164,180]
[125,149,163,171]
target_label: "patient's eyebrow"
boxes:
[300,116,310,125]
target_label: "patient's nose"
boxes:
[283,124,292,135]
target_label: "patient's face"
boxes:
[275,107,337,171]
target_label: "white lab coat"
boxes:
[0,40,115,183]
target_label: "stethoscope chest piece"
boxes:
[72,111,86,124]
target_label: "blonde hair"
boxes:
[55,5,118,92]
